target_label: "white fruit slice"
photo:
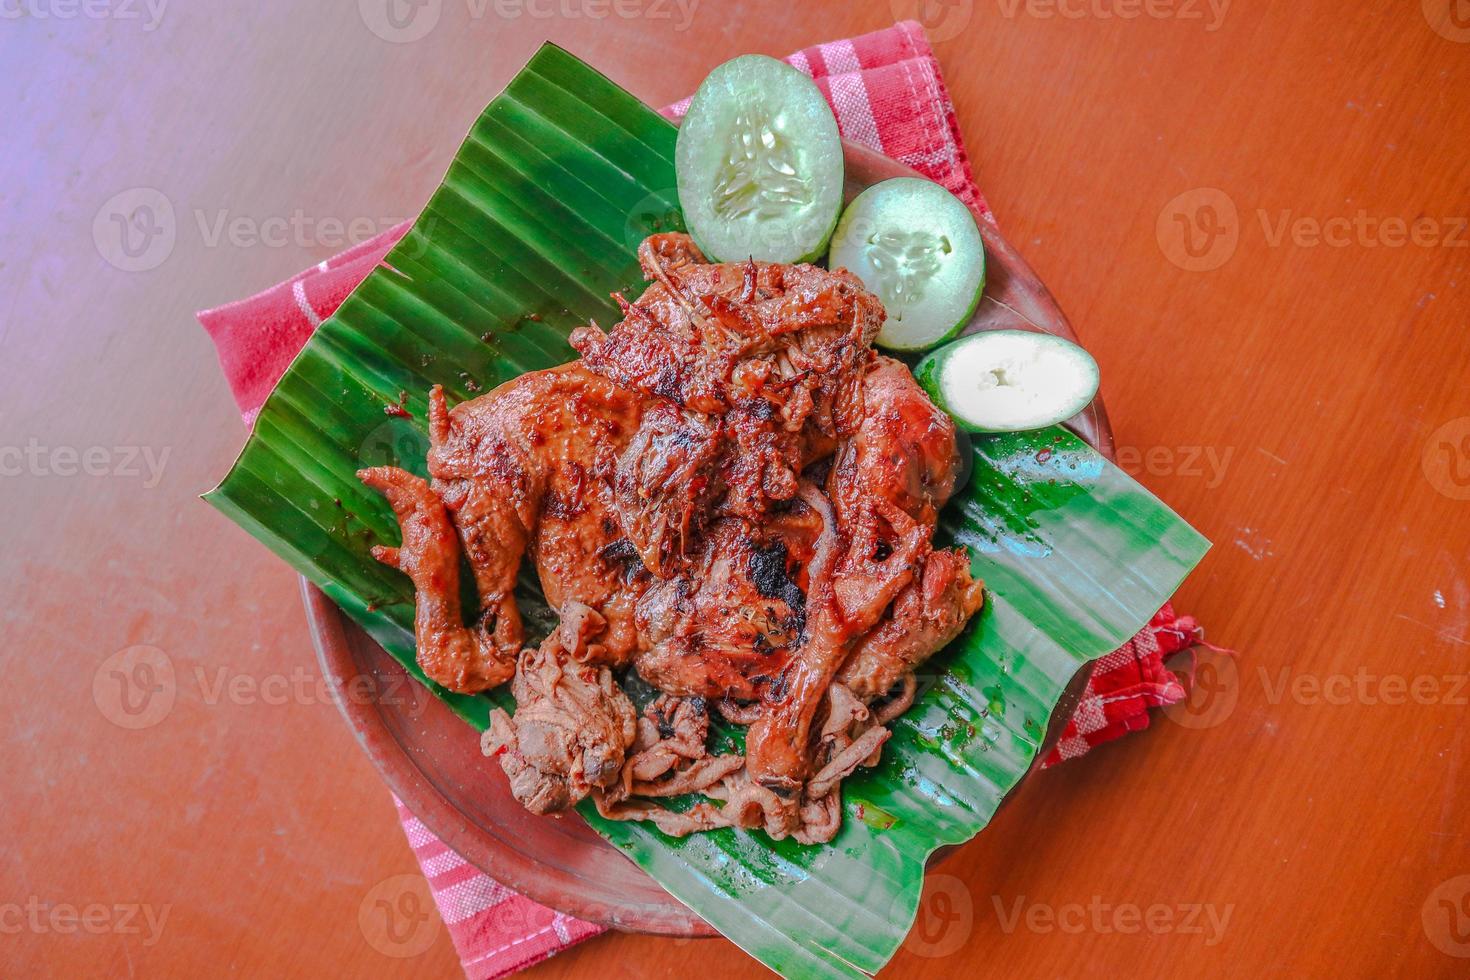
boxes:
[828,177,985,351]
[916,330,1100,433]
[675,55,844,264]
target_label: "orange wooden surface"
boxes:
[4,1,1468,977]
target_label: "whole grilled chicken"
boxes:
[360,233,983,841]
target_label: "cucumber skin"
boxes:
[914,348,979,430]
[799,194,845,265]
[915,331,1099,434]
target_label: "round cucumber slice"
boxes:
[915,330,1099,433]
[676,56,844,264]
[828,177,986,351]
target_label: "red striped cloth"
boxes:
[199,21,1200,978]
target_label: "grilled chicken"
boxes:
[360,233,983,837]
[744,357,983,813]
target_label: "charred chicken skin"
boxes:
[361,233,984,841]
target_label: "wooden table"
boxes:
[5,1,1467,976]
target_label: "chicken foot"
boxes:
[358,465,520,692]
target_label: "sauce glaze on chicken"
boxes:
[359,233,984,842]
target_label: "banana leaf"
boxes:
[205,44,1208,979]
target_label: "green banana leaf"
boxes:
[205,44,1208,979]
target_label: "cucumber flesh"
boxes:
[828,177,985,351]
[676,56,844,264]
[916,330,1099,433]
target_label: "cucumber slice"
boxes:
[676,56,844,264]
[916,330,1099,433]
[828,177,986,351]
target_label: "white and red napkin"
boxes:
[200,21,1204,978]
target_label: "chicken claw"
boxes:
[358,465,518,692]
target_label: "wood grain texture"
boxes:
[2,1,1466,977]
